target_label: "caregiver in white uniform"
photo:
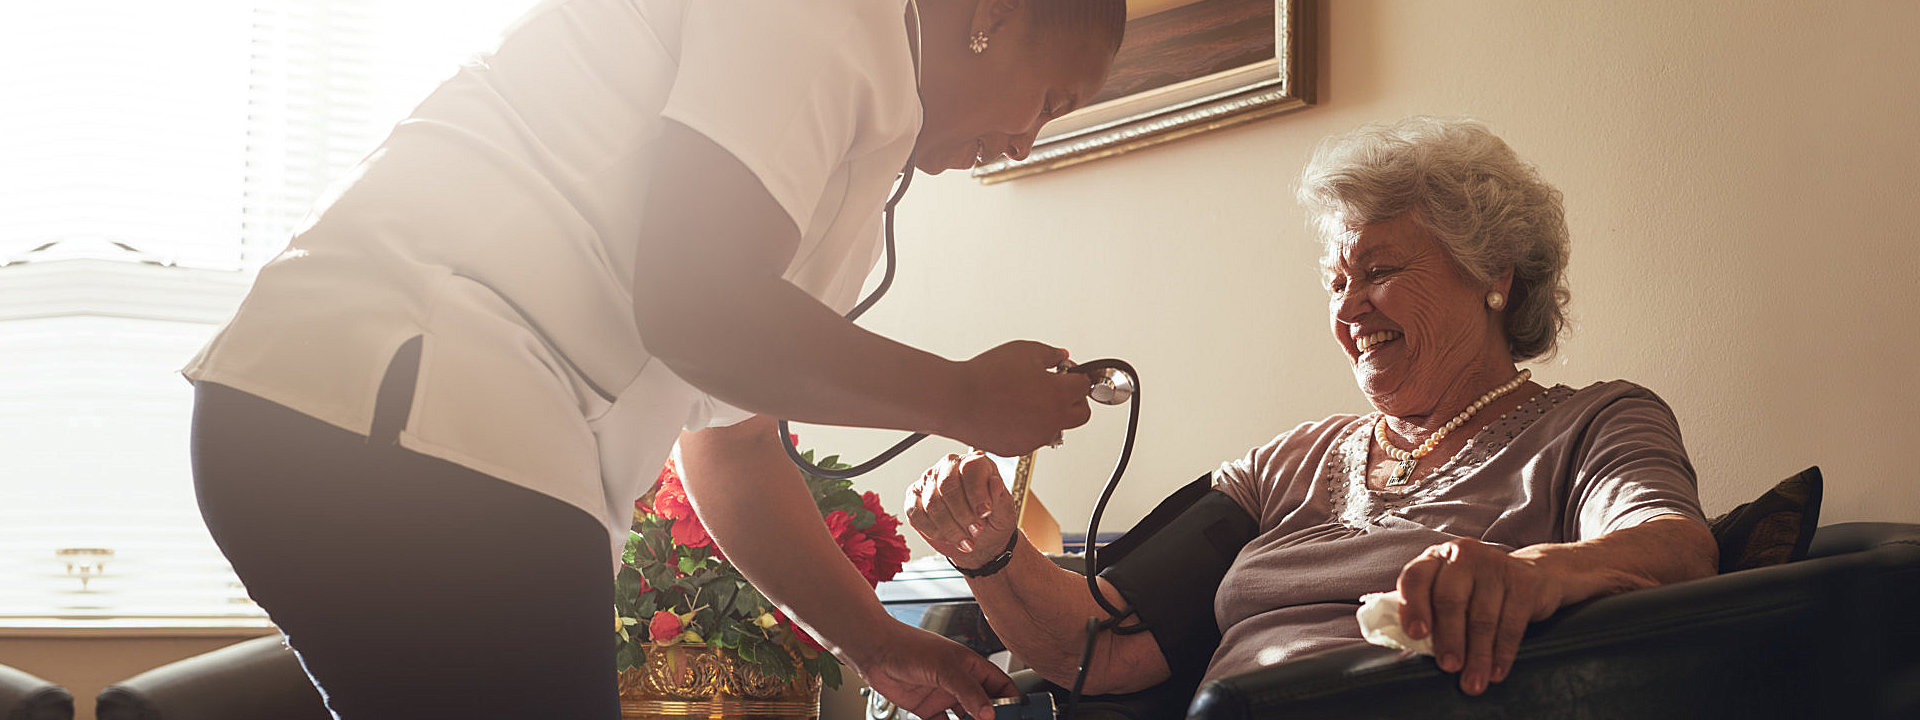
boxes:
[185,0,1126,717]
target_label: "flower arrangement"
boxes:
[614,441,911,689]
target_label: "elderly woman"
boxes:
[904,117,1719,700]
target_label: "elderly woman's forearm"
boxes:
[1513,514,1718,607]
[963,538,1171,693]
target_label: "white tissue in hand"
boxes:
[1356,591,1434,656]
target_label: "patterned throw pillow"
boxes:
[1708,466,1824,574]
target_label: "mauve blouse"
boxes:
[1204,380,1706,685]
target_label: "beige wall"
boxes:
[806,0,1920,555]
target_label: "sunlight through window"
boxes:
[0,0,541,627]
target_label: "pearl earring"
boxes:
[1487,291,1506,310]
[969,31,990,54]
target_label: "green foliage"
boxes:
[613,449,860,687]
[816,657,842,690]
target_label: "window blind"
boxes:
[0,258,262,626]
[0,0,541,627]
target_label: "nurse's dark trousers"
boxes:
[190,338,619,719]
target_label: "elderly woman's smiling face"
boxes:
[1326,214,1509,417]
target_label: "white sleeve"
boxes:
[659,4,897,233]
[660,2,913,432]
[688,394,754,430]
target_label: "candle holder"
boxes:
[56,547,113,591]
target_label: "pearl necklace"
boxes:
[1374,368,1532,487]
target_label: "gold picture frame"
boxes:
[972,0,1316,183]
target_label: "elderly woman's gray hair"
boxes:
[1298,117,1571,362]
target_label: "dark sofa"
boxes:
[995,522,1918,720]
[1182,522,1920,719]
[92,523,1920,720]
[0,663,72,720]
[94,634,328,720]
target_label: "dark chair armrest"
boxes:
[0,664,74,720]
[1191,529,1920,720]
[1807,521,1920,558]
[95,635,330,720]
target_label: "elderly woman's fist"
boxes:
[904,452,1021,570]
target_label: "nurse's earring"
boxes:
[970,31,990,54]
[1487,291,1506,311]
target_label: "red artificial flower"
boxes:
[824,510,880,584]
[860,491,911,584]
[863,492,911,584]
[774,607,824,651]
[872,533,909,582]
[640,459,678,512]
[668,508,715,550]
[652,469,694,522]
[651,462,724,560]
[648,610,682,643]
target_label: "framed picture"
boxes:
[973,0,1316,183]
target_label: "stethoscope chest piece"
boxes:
[1086,366,1134,406]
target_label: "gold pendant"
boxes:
[1388,459,1418,487]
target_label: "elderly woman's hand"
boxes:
[904,452,1020,569]
[1395,538,1566,696]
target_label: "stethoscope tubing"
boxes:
[775,149,920,480]
[769,150,1145,720]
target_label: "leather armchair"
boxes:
[95,635,329,720]
[0,664,73,720]
[1031,522,1920,720]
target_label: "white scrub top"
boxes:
[183,0,923,564]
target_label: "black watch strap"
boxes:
[951,531,1021,578]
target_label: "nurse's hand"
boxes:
[852,622,1018,720]
[951,341,1091,456]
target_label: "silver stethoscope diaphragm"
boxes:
[1053,361,1135,406]
[1086,366,1135,406]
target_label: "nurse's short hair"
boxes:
[1030,0,1127,55]
[1297,116,1572,362]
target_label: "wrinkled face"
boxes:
[914,12,1116,174]
[1325,214,1497,414]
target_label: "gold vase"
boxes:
[618,643,821,719]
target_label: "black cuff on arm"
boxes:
[1096,474,1258,672]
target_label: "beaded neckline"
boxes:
[1327,384,1576,529]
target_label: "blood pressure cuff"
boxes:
[1095,474,1258,673]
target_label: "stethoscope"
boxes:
[773,154,1139,479]
[774,147,1147,718]
[773,0,1137,483]
[776,7,1145,714]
